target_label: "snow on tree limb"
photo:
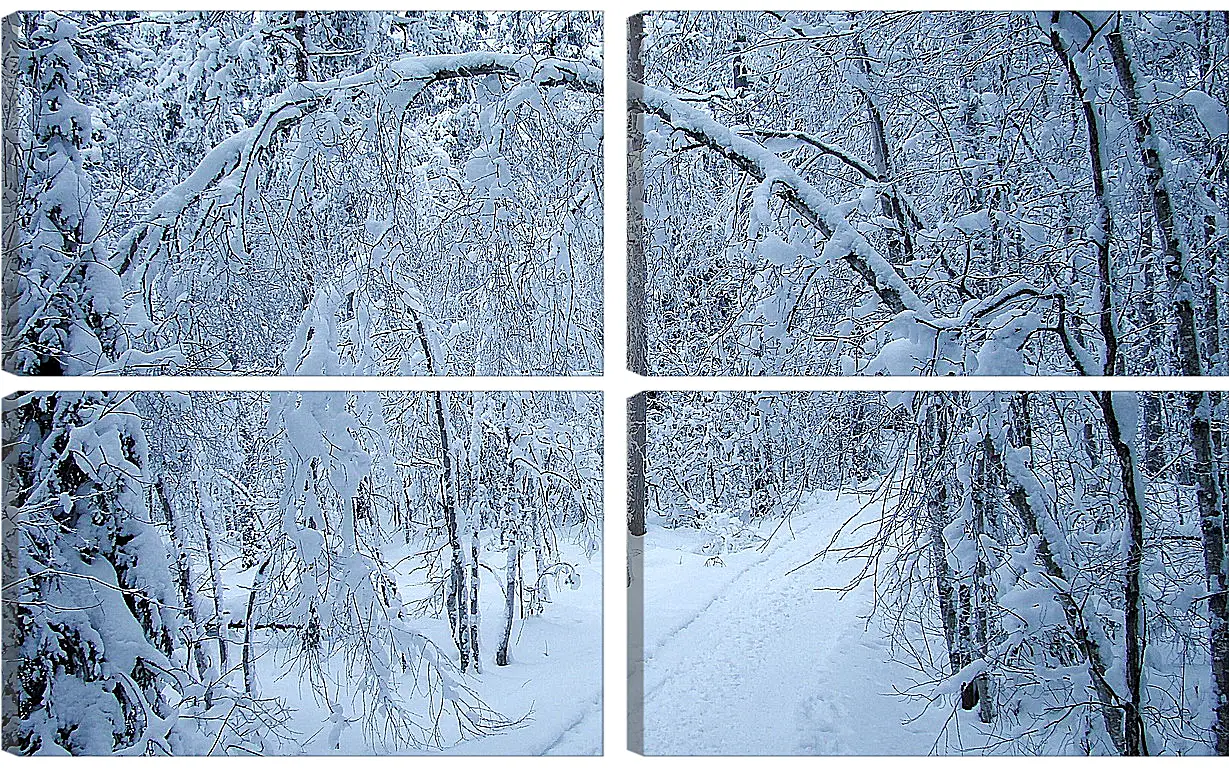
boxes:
[116,52,601,278]
[631,82,929,319]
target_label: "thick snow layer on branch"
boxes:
[116,52,601,274]
[633,83,930,320]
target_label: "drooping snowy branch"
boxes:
[632,83,928,318]
[117,51,601,278]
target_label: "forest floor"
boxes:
[441,538,604,756]
[226,538,602,755]
[638,489,955,755]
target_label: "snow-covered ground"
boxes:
[442,541,603,756]
[228,540,602,755]
[639,490,949,755]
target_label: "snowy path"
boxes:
[640,493,945,755]
[539,690,603,755]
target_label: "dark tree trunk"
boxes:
[197,486,230,676]
[155,481,212,701]
[1095,391,1150,756]
[969,433,996,723]
[469,530,482,673]
[1107,23,1228,753]
[496,535,519,667]
[434,389,472,672]
[921,397,960,674]
[999,393,1126,754]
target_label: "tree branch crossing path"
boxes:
[640,492,951,755]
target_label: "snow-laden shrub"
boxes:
[695,506,765,559]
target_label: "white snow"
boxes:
[639,491,952,755]
[242,537,603,756]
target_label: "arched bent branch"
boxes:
[631,81,1102,376]
[115,52,601,277]
[630,81,928,318]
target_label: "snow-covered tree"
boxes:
[632,11,1225,381]
[4,389,602,754]
[3,11,603,376]
[640,389,1224,754]
[2,392,180,754]
[2,13,131,375]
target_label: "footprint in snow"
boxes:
[795,693,847,755]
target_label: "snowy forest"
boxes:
[8,5,1229,760]
[2,11,603,376]
[2,389,602,754]
[628,11,1227,378]
[631,390,1227,755]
